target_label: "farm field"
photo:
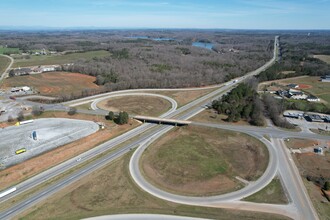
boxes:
[141,126,269,196]
[17,153,289,220]
[0,47,20,55]
[97,95,172,117]
[3,72,99,97]
[12,50,109,67]
[314,55,330,64]
[0,55,10,74]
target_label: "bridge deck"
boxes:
[133,115,191,125]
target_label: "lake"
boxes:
[192,42,214,50]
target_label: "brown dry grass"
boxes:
[3,72,99,97]
[0,112,139,191]
[141,126,269,196]
[191,109,251,126]
[294,151,330,179]
[97,95,171,117]
[314,55,330,64]
[149,88,217,107]
[285,138,319,149]
[17,153,290,220]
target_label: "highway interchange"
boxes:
[0,36,328,219]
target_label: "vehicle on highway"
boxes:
[15,148,26,155]
[0,187,16,198]
[15,119,34,126]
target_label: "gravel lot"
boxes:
[0,118,99,169]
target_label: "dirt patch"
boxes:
[0,112,139,191]
[298,84,313,89]
[3,72,99,97]
[97,95,171,117]
[141,126,268,196]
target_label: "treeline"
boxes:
[258,35,330,82]
[284,100,330,114]
[211,81,301,129]
[212,82,265,126]
[262,94,294,129]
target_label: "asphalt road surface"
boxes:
[1,36,317,220]
[0,118,99,169]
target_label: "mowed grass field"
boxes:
[12,50,109,67]
[17,153,289,220]
[278,76,330,105]
[141,126,269,196]
[97,95,172,117]
[314,55,330,64]
[0,55,11,74]
[3,72,99,97]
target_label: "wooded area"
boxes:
[1,30,273,92]
[258,33,330,82]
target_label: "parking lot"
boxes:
[0,118,99,169]
[284,110,330,132]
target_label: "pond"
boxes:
[192,42,214,50]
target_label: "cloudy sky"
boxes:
[0,0,329,29]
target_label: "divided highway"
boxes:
[2,36,318,220]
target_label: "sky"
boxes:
[0,0,329,29]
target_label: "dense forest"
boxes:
[212,82,265,126]
[1,30,274,91]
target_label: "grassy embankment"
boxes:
[17,152,289,220]
[243,178,288,204]
[141,125,269,196]
[97,95,172,117]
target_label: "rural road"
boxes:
[0,54,14,81]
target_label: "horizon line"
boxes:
[0,26,330,32]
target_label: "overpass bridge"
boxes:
[133,115,191,126]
